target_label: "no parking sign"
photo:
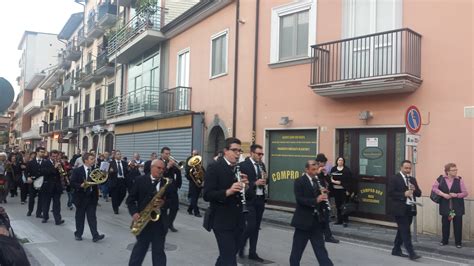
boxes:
[405,106,422,134]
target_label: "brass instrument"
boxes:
[187,155,204,188]
[235,165,248,213]
[169,155,184,169]
[56,161,70,185]
[83,168,109,188]
[130,178,173,236]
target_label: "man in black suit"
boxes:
[185,149,202,217]
[26,147,46,218]
[289,160,333,266]
[203,137,249,266]
[388,160,422,260]
[127,159,171,266]
[160,147,182,232]
[238,144,266,262]
[70,152,105,242]
[40,150,64,225]
[144,152,158,176]
[108,150,129,214]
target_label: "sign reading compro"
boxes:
[267,130,317,203]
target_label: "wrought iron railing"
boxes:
[98,2,117,20]
[310,28,422,86]
[96,52,112,70]
[63,76,74,94]
[93,104,105,121]
[84,60,96,76]
[160,86,192,113]
[108,6,164,56]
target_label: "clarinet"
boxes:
[312,176,331,222]
[235,165,248,213]
[407,176,417,213]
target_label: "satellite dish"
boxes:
[0,78,15,113]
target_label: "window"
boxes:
[210,30,228,78]
[270,1,316,64]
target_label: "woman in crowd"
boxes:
[432,163,468,248]
[7,153,22,199]
[330,156,353,227]
[0,153,8,203]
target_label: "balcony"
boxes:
[93,104,106,122]
[22,125,41,140]
[78,27,94,47]
[40,99,50,111]
[47,121,61,133]
[65,38,81,61]
[76,68,92,88]
[310,28,422,98]
[96,52,115,77]
[25,72,46,90]
[58,53,71,70]
[52,85,67,104]
[87,11,105,39]
[23,98,42,115]
[83,108,92,125]
[105,86,192,124]
[84,60,103,83]
[98,2,118,29]
[107,6,165,63]
[117,0,133,7]
[60,117,74,131]
[63,75,79,97]
[39,125,49,136]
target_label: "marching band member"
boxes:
[160,147,182,232]
[108,151,129,214]
[70,153,105,242]
[185,150,202,217]
[26,147,45,218]
[289,160,333,266]
[40,150,64,225]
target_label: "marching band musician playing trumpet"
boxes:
[70,153,105,242]
[238,144,267,262]
[203,138,251,266]
[289,160,333,266]
[127,159,172,266]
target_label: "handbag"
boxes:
[202,207,215,232]
[430,175,444,204]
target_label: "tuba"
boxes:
[83,168,108,188]
[187,155,204,188]
[130,178,173,236]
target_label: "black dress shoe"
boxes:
[248,254,265,262]
[41,219,48,223]
[334,222,343,225]
[114,210,119,214]
[238,249,244,258]
[55,220,65,225]
[93,234,105,242]
[325,237,340,243]
[36,214,43,219]
[194,213,202,217]
[409,254,421,260]
[169,226,178,232]
[439,242,448,246]
[187,210,193,215]
[75,235,83,241]
[391,251,409,258]
[26,211,32,217]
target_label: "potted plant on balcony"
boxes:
[136,0,158,28]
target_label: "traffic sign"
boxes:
[406,134,420,146]
[405,106,422,134]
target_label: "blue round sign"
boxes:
[405,105,422,134]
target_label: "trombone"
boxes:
[169,155,184,169]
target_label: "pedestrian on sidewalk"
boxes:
[0,153,8,204]
[388,160,421,260]
[432,163,468,248]
[330,157,353,227]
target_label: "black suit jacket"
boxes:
[26,158,43,180]
[70,166,99,204]
[108,160,129,189]
[40,160,62,193]
[162,159,182,190]
[291,174,321,231]
[144,160,152,176]
[203,157,246,231]
[126,175,171,226]
[388,173,422,217]
[238,158,260,203]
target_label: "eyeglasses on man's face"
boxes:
[229,148,243,153]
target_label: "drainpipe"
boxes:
[231,0,240,137]
[251,0,260,144]
[75,0,86,151]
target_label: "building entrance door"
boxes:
[337,128,405,221]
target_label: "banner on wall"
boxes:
[267,130,317,203]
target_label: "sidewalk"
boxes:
[186,201,474,261]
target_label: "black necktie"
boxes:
[86,168,92,193]
[255,163,261,179]
[117,161,123,176]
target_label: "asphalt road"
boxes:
[2,195,471,266]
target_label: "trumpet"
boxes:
[169,155,184,169]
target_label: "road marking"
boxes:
[38,247,65,266]
[11,220,56,244]
[341,240,465,265]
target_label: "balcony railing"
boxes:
[310,28,422,97]
[39,125,48,135]
[108,6,164,57]
[65,38,81,61]
[63,75,79,96]
[58,53,71,70]
[83,108,91,124]
[96,52,114,76]
[87,11,105,38]
[98,2,118,28]
[93,104,105,121]
[78,27,93,47]
[61,117,73,130]
[105,86,191,119]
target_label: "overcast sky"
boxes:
[0,0,83,96]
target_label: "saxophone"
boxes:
[130,177,173,236]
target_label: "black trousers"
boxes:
[74,196,99,238]
[42,189,62,222]
[241,196,265,255]
[441,215,463,245]
[333,189,348,223]
[187,184,201,215]
[214,227,242,266]
[28,185,43,217]
[393,214,415,256]
[20,181,29,202]
[167,190,179,227]
[129,221,167,266]
[289,224,333,266]
[110,184,127,213]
